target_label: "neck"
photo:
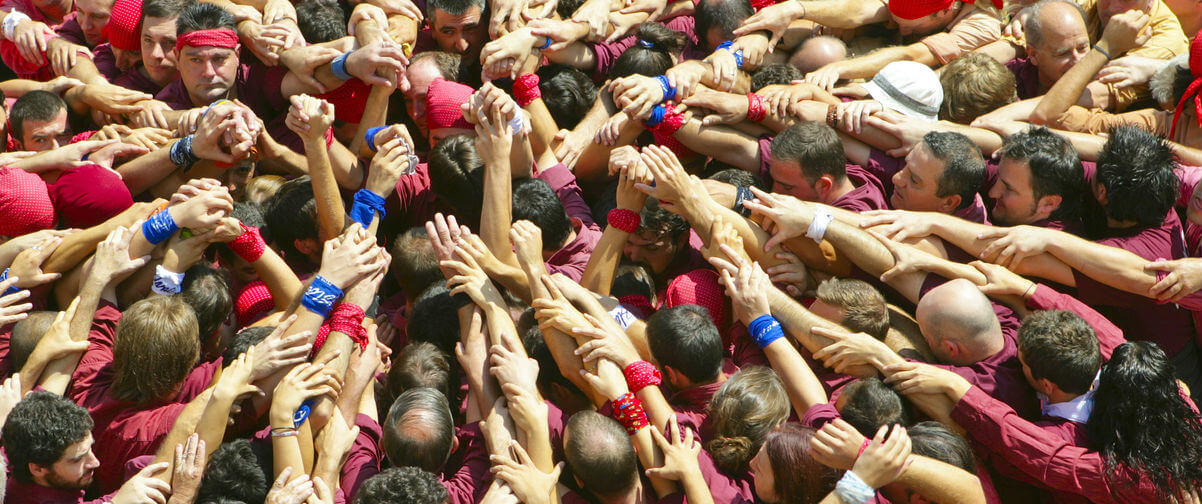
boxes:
[601,481,647,504]
[823,178,858,205]
[1045,389,1080,405]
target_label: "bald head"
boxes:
[565,411,639,499]
[915,279,1003,365]
[382,388,455,472]
[1026,0,1087,49]
[790,36,848,74]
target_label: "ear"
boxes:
[816,175,835,199]
[941,339,960,361]
[939,194,962,214]
[28,462,50,481]
[1092,182,1107,205]
[294,238,320,256]
[1025,44,1039,66]
[663,365,688,389]
[451,433,460,454]
[1035,377,1058,397]
[1035,194,1062,219]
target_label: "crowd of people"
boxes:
[0,0,1201,500]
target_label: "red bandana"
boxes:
[175,28,239,54]
[1169,30,1202,141]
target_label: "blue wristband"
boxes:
[716,40,734,51]
[349,188,387,227]
[142,210,180,245]
[169,135,199,168]
[654,74,675,102]
[301,275,343,317]
[748,314,785,349]
[365,126,387,152]
[293,399,314,428]
[644,105,666,128]
[0,268,19,296]
[331,52,352,81]
[733,49,745,69]
[537,36,552,50]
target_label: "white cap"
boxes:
[862,61,943,122]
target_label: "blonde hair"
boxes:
[939,53,1018,124]
[112,296,200,404]
[705,366,790,474]
[241,175,286,205]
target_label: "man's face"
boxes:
[178,45,238,105]
[111,46,141,72]
[141,16,180,86]
[404,58,442,137]
[1097,0,1153,23]
[988,157,1050,226]
[1027,8,1090,84]
[38,434,100,490]
[622,230,682,276]
[430,7,487,60]
[20,108,71,152]
[75,0,116,46]
[769,159,820,202]
[891,143,949,212]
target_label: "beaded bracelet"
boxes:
[746,92,766,123]
[227,224,266,262]
[300,275,343,318]
[349,189,388,227]
[142,210,180,245]
[270,428,298,438]
[623,361,662,393]
[611,392,649,435]
[825,103,839,128]
[514,73,542,107]
[607,208,641,234]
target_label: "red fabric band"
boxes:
[228,223,266,262]
[611,392,649,435]
[1169,33,1202,140]
[623,361,662,393]
[746,93,766,123]
[313,303,369,357]
[175,29,239,54]
[651,107,686,137]
[514,73,542,107]
[607,208,641,234]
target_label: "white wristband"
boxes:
[834,471,875,504]
[2,10,31,41]
[508,112,528,136]
[609,304,637,330]
[151,265,186,296]
[805,209,834,243]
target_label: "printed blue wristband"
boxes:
[349,189,387,227]
[644,105,666,128]
[748,314,785,349]
[293,399,314,428]
[301,275,343,317]
[733,49,745,69]
[654,74,675,102]
[0,268,20,296]
[331,52,352,81]
[142,210,180,245]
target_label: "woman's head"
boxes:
[706,366,790,474]
[751,424,840,504]
[609,24,687,79]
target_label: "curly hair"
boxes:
[354,467,449,504]
[1087,341,1202,501]
[2,392,93,483]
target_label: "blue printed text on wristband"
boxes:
[301,275,343,317]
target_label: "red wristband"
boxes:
[608,208,641,234]
[227,224,266,262]
[651,107,686,136]
[611,392,649,435]
[514,73,542,107]
[857,438,872,458]
[623,361,662,393]
[314,303,368,357]
[746,92,766,122]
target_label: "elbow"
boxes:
[1028,108,1052,126]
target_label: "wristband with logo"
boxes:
[301,275,343,317]
[748,314,784,349]
[142,210,180,245]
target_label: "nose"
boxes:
[201,60,218,78]
[987,181,1002,199]
[454,37,469,52]
[891,171,905,188]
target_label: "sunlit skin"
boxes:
[141,16,180,87]
[177,45,238,106]
[890,143,955,213]
[1096,0,1154,24]
[750,445,779,503]
[19,108,72,152]
[1025,2,1090,89]
[769,159,818,201]
[892,6,958,37]
[31,434,101,491]
[987,157,1062,226]
[32,0,73,23]
[74,0,116,46]
[622,230,688,277]
[429,7,488,62]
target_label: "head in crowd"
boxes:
[180,263,235,359]
[296,0,347,43]
[881,422,976,502]
[886,0,965,36]
[10,90,71,151]
[938,53,1017,123]
[893,131,985,213]
[610,23,687,79]
[708,167,767,191]
[537,64,597,130]
[2,392,97,489]
[197,438,272,503]
[76,0,118,46]
[864,61,943,122]
[139,0,187,87]
[221,325,274,364]
[428,134,485,227]
[751,63,803,92]
[914,278,1003,366]
[215,202,266,285]
[1095,0,1154,26]
[1017,309,1102,401]
[355,467,450,504]
[407,284,464,358]
[391,227,445,299]
[989,126,1084,226]
[750,423,839,503]
[1024,0,1090,86]
[810,278,890,340]
[707,366,790,474]
[386,341,456,409]
[646,304,724,388]
[404,51,462,138]
[768,122,849,203]
[174,2,239,106]
[625,199,691,277]
[1087,341,1202,501]
[104,0,143,70]
[425,78,477,143]
[382,387,457,473]
[789,36,847,75]
[111,296,201,404]
[9,311,57,371]
[512,178,574,253]
[262,176,320,263]
[1092,125,1179,229]
[836,377,914,437]
[242,174,285,205]
[426,0,488,60]
[694,0,753,50]
[564,411,640,501]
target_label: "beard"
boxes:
[44,469,93,491]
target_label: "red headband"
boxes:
[1169,31,1202,140]
[175,28,239,54]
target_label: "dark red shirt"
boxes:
[1005,58,1043,100]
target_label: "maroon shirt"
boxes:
[4,479,112,504]
[1005,58,1043,100]
[539,162,603,281]
[340,416,491,504]
[91,44,120,81]
[831,164,890,212]
[113,66,165,95]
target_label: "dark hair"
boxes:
[923,131,985,211]
[427,135,485,228]
[838,377,913,437]
[999,126,1084,223]
[296,0,347,43]
[706,367,790,474]
[1087,341,1202,500]
[908,421,975,473]
[637,198,689,240]
[751,63,803,92]
[1094,126,1179,229]
[1017,310,1101,395]
[407,284,464,360]
[564,411,639,498]
[610,23,686,79]
[512,178,572,249]
[197,439,271,503]
[537,64,597,130]
[2,392,93,483]
[382,388,456,472]
[386,341,455,407]
[354,467,449,504]
[9,90,67,141]
[694,0,753,51]
[176,1,235,35]
[556,0,584,17]
[708,168,766,191]
[181,263,233,342]
[762,423,839,504]
[9,311,56,370]
[221,325,274,364]
[770,122,848,184]
[410,51,463,82]
[646,305,723,384]
[612,262,657,302]
[262,176,319,262]
[141,0,191,21]
[426,0,485,19]
[391,227,443,298]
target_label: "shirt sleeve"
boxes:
[920,6,1002,64]
[1025,284,1126,360]
[536,163,594,226]
[1050,105,1169,137]
[443,422,492,504]
[341,414,384,500]
[69,302,123,408]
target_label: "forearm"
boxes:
[116,142,180,196]
[803,0,889,28]
[350,85,392,158]
[248,246,303,312]
[580,226,631,295]
[309,332,354,432]
[63,48,107,85]
[762,337,828,417]
[574,114,643,183]
[896,455,987,504]
[481,160,517,264]
[678,472,715,504]
[150,387,216,483]
[303,136,347,242]
[269,408,309,480]
[672,119,761,172]
[838,44,934,81]
[1030,49,1109,125]
[629,421,677,498]
[1044,235,1155,294]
